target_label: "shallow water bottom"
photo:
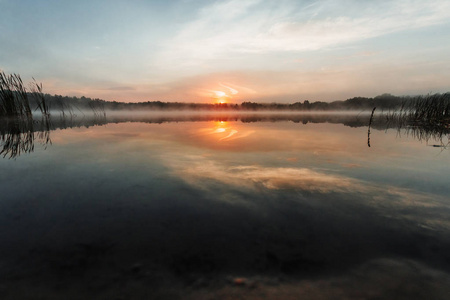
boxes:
[2,258,450,300]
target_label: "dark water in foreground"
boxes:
[0,113,449,299]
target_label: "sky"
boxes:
[1,0,450,103]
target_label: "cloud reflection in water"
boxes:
[167,155,450,232]
[1,117,450,299]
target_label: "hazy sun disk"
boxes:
[213,90,228,103]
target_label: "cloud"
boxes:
[37,58,450,103]
[3,0,449,102]
[157,0,450,69]
[105,86,135,91]
[219,83,239,95]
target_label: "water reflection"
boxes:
[1,112,449,158]
[214,121,239,141]
[0,116,51,158]
[1,113,449,299]
[398,124,450,149]
[0,115,108,158]
[383,113,450,149]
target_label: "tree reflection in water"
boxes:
[1,112,448,159]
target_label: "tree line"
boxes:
[28,92,447,112]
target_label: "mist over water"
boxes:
[0,112,449,299]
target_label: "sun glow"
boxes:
[214,121,227,133]
[211,121,238,140]
[209,84,241,104]
[212,90,228,104]
[214,91,226,97]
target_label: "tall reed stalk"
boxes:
[30,79,50,116]
[0,72,52,158]
[387,93,450,126]
[380,93,450,149]
[0,72,33,118]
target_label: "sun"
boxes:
[213,90,228,104]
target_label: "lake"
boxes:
[1,112,449,299]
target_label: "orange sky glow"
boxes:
[1,1,450,103]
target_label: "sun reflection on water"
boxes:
[214,121,227,133]
[211,121,239,141]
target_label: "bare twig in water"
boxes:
[367,107,376,147]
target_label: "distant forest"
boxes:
[29,92,448,112]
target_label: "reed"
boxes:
[386,93,450,127]
[88,100,106,118]
[0,72,33,118]
[29,79,50,116]
[380,94,450,150]
[0,72,52,158]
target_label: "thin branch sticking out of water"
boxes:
[367,107,376,147]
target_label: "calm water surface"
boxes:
[1,113,449,299]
